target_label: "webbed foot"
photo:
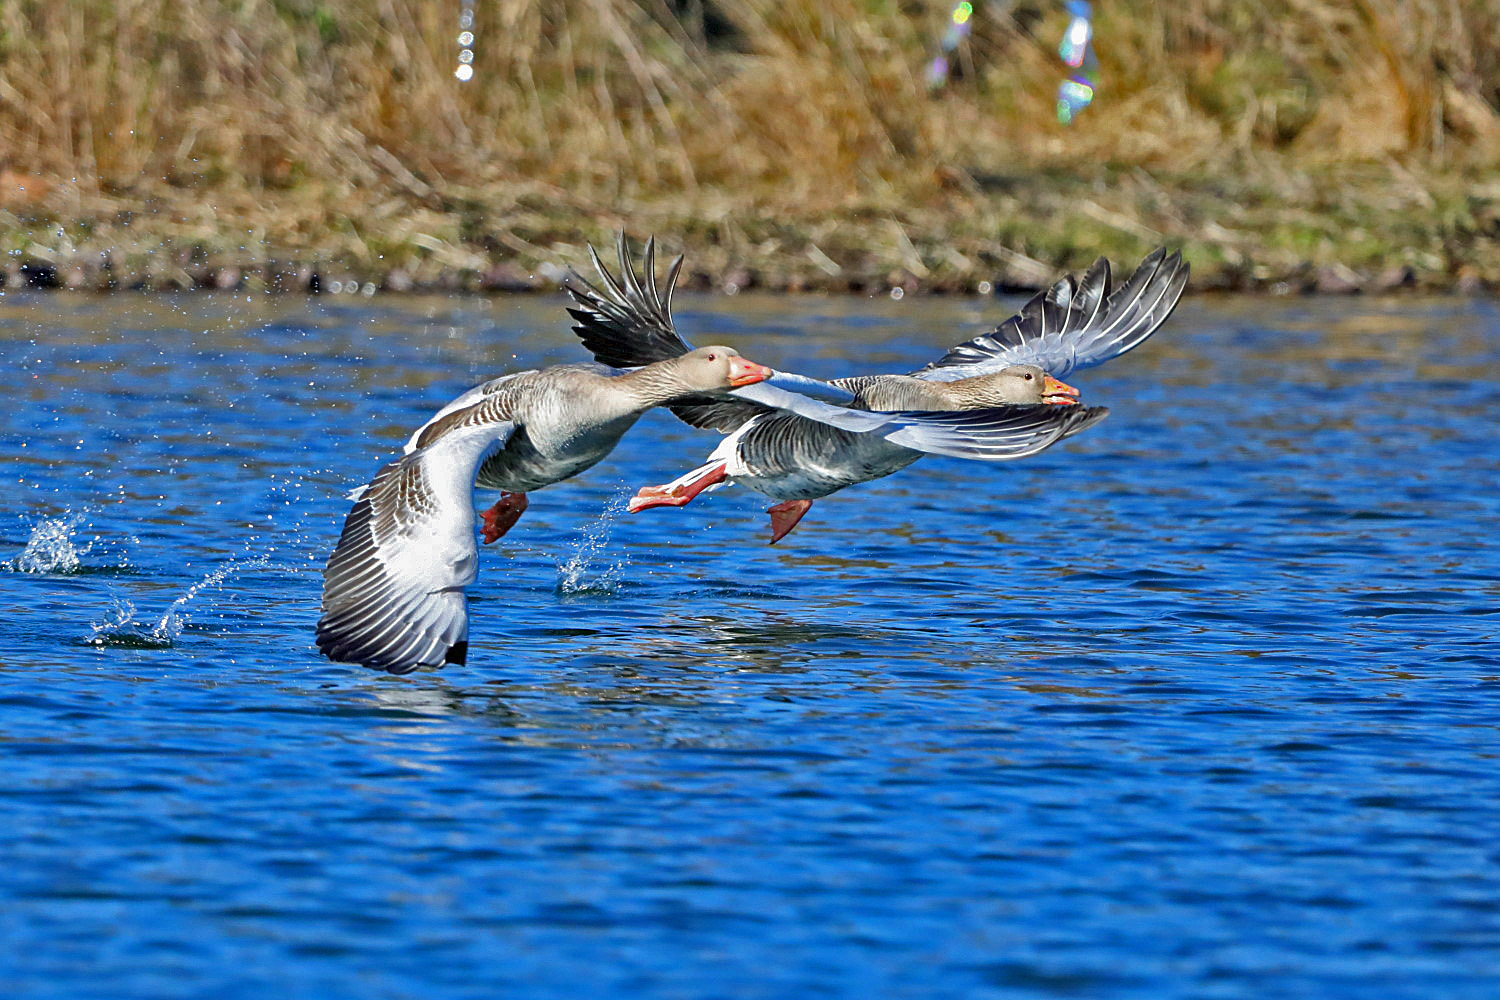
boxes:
[767,499,813,544]
[481,491,529,543]
[627,462,728,513]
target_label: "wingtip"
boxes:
[587,241,614,286]
[1148,246,1192,285]
[616,231,638,290]
[1085,255,1112,288]
[315,623,461,675]
[664,253,685,309]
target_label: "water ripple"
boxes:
[2,293,1499,997]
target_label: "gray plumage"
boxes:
[566,235,1179,511]
[717,398,1109,502]
[569,234,1110,459]
[569,234,1186,406]
[316,343,1100,672]
[318,352,773,674]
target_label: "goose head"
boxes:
[949,364,1080,406]
[670,346,774,391]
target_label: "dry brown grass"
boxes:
[1,0,1497,291]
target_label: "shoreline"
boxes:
[0,264,1485,297]
[2,246,1488,298]
[4,168,1496,299]
[3,232,1492,300]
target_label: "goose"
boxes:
[318,344,1100,673]
[567,235,1187,542]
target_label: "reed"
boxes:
[1,1,1496,291]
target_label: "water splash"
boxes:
[70,469,319,650]
[85,600,172,649]
[258,470,327,570]
[86,554,271,649]
[556,490,629,596]
[7,512,91,574]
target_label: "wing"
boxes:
[914,248,1189,381]
[733,379,1108,460]
[878,403,1109,460]
[403,371,527,455]
[566,233,857,433]
[318,411,515,674]
[566,232,693,367]
[734,403,1109,487]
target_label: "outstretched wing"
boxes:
[735,403,1109,488]
[403,371,527,454]
[566,232,693,367]
[318,409,514,674]
[878,403,1108,460]
[566,233,856,433]
[914,248,1189,381]
[734,379,1108,460]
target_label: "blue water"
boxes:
[3,289,1498,998]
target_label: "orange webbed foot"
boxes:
[626,462,728,514]
[767,499,813,544]
[480,491,529,544]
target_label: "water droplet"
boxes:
[556,491,630,596]
[7,513,88,574]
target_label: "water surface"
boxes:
[3,289,1498,998]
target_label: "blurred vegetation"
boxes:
[1,0,1497,292]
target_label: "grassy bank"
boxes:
[2,0,1498,293]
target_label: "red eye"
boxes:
[706,353,717,361]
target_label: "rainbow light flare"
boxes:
[1055,1,1097,124]
[925,1,977,90]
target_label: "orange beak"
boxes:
[1042,374,1081,405]
[727,356,773,387]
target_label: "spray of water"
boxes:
[86,553,273,649]
[556,488,631,596]
[7,512,91,574]
[81,470,321,650]
[85,599,164,649]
